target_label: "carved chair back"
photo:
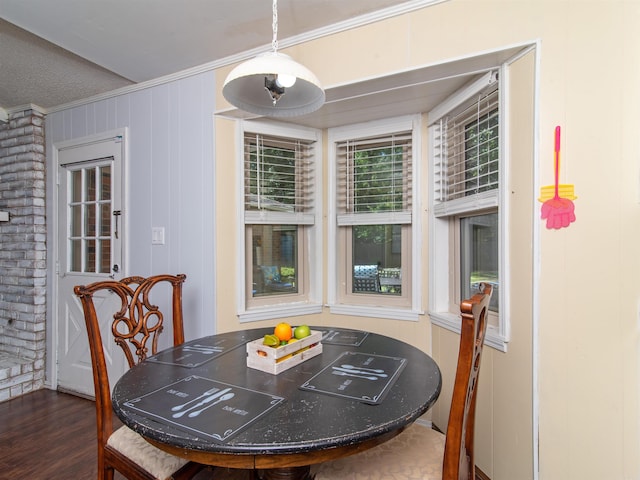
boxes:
[443,282,493,480]
[73,274,187,477]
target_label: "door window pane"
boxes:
[100,166,111,200]
[251,225,298,297]
[86,168,96,202]
[70,239,82,271]
[460,212,499,311]
[71,170,82,202]
[85,239,96,272]
[86,204,96,237]
[99,240,111,273]
[70,205,82,236]
[100,204,111,236]
[67,164,112,274]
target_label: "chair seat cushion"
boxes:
[313,423,445,480]
[107,425,190,480]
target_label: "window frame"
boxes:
[236,120,323,322]
[328,115,422,321]
[428,69,510,351]
[453,209,499,320]
[244,224,307,308]
[66,162,113,275]
[336,224,412,308]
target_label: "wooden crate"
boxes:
[246,330,323,375]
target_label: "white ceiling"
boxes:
[0,0,527,128]
[0,0,435,111]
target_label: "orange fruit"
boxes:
[274,322,293,342]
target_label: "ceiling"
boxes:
[0,0,435,110]
[0,0,526,128]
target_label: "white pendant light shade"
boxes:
[223,51,325,117]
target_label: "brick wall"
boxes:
[0,108,46,401]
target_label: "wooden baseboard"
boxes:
[432,422,445,434]
[476,466,491,480]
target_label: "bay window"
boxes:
[239,122,322,321]
[429,70,508,349]
[329,116,421,320]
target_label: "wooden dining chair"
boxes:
[74,274,206,480]
[313,283,493,480]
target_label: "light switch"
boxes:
[151,227,165,245]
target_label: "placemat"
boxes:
[123,375,284,442]
[320,329,369,346]
[146,335,249,368]
[299,351,406,404]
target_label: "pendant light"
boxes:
[222,0,325,117]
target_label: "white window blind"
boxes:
[244,133,315,225]
[432,75,499,217]
[336,130,413,226]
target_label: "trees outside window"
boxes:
[329,116,421,320]
[239,122,322,322]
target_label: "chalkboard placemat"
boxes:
[299,351,406,404]
[146,335,249,368]
[320,329,369,346]
[123,375,284,442]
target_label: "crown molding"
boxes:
[46,0,449,114]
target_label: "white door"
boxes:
[56,132,126,397]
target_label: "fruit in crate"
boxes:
[247,326,323,374]
[262,334,280,347]
[294,324,311,339]
[276,353,293,363]
[274,322,293,342]
[262,323,312,349]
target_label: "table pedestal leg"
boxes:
[260,466,312,480]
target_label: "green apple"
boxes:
[294,324,311,339]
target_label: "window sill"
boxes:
[239,303,323,323]
[329,304,421,322]
[429,311,508,352]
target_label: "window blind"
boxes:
[244,133,315,225]
[433,84,499,217]
[336,130,412,226]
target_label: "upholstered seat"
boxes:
[74,274,206,480]
[314,283,493,480]
[314,423,444,480]
[106,426,192,479]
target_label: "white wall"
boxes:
[44,72,218,382]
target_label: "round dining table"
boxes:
[112,326,441,480]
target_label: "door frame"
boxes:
[48,128,128,391]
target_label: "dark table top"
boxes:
[112,326,441,458]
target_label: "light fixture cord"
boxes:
[272,0,279,52]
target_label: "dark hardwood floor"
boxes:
[0,389,487,480]
[0,389,253,480]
